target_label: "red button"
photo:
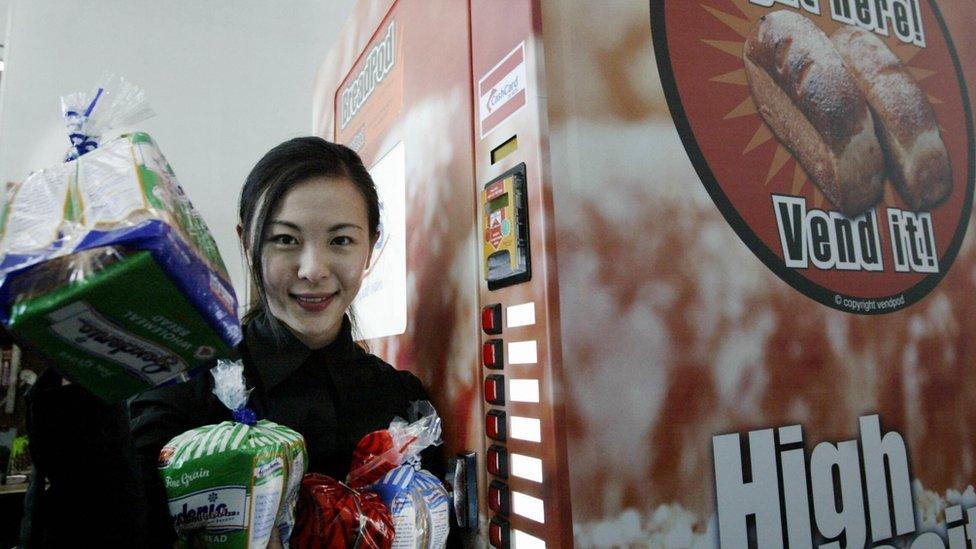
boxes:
[485,375,505,405]
[482,304,502,334]
[487,445,508,478]
[486,410,506,441]
[489,480,510,515]
[490,524,501,547]
[489,517,510,548]
[483,339,503,369]
[484,377,497,402]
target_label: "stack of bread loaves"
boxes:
[0,76,241,402]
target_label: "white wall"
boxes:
[0,0,356,302]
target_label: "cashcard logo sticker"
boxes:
[650,0,973,314]
[479,43,527,138]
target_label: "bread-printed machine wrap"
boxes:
[744,11,951,217]
[831,26,953,211]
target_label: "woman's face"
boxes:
[258,176,374,349]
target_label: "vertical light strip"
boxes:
[509,379,540,403]
[508,340,537,364]
[512,492,546,523]
[510,416,542,442]
[511,453,543,482]
[513,530,547,549]
[506,302,536,327]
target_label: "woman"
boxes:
[22,137,441,547]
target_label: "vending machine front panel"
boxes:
[472,0,573,546]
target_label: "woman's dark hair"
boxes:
[238,136,380,339]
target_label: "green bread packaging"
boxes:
[160,420,306,548]
[159,360,306,548]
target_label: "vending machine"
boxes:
[314,0,976,546]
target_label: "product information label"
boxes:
[77,141,147,228]
[249,456,284,547]
[389,501,418,549]
[416,471,450,549]
[652,0,973,313]
[1,164,73,253]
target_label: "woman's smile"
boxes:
[291,291,338,312]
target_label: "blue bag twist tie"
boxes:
[60,75,153,161]
[233,406,257,426]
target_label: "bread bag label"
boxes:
[412,470,449,549]
[371,465,420,548]
[652,1,972,314]
[0,163,75,256]
[76,140,148,228]
[46,300,187,384]
[170,485,248,531]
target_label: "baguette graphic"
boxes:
[744,11,886,217]
[832,26,953,211]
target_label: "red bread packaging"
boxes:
[291,474,394,549]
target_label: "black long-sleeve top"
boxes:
[22,312,442,548]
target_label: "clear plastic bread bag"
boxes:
[0,73,155,305]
